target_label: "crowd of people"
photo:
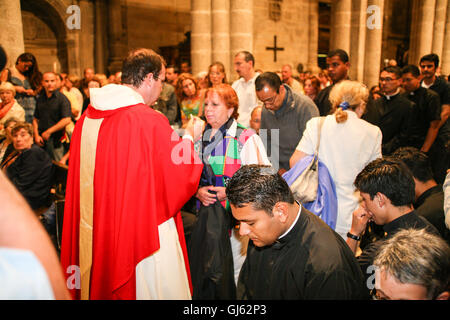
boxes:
[0,44,449,301]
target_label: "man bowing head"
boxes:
[226,165,368,300]
[61,48,204,300]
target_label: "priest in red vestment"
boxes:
[60,48,204,300]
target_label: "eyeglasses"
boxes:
[262,93,278,107]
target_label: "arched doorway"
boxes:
[20,0,68,73]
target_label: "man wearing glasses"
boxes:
[362,66,415,155]
[256,72,319,175]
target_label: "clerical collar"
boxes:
[278,201,302,240]
[384,88,400,100]
[421,79,435,89]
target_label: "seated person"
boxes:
[0,117,19,165]
[373,228,449,300]
[226,164,368,300]
[1,122,53,211]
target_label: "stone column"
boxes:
[330,0,352,53]
[349,0,368,83]
[307,0,319,71]
[409,0,436,64]
[191,0,211,76]
[0,0,24,68]
[441,0,450,75]
[212,0,230,80]
[79,0,95,72]
[107,0,127,74]
[363,0,385,88]
[94,0,107,74]
[230,0,253,75]
[432,0,448,59]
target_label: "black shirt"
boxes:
[363,93,415,155]
[402,87,441,148]
[357,210,439,289]
[315,84,334,116]
[414,185,450,244]
[34,90,71,141]
[238,205,368,300]
[6,144,53,209]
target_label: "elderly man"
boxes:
[61,48,204,300]
[226,165,368,300]
[373,228,449,300]
[256,72,319,174]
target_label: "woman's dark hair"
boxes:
[121,48,165,88]
[226,165,295,216]
[354,157,415,207]
[16,52,42,90]
[175,73,199,102]
[305,75,321,95]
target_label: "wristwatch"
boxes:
[347,232,361,241]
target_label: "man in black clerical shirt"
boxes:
[419,54,450,183]
[401,65,441,154]
[392,147,450,244]
[363,66,414,155]
[226,165,368,300]
[315,49,350,116]
[347,157,440,292]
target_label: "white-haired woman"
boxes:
[0,82,25,136]
[289,80,382,239]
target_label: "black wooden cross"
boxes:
[266,35,284,62]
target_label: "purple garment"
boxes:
[283,155,338,230]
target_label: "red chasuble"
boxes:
[61,85,202,300]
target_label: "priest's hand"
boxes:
[349,205,371,236]
[196,186,217,206]
[185,116,205,141]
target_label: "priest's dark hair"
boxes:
[420,53,440,68]
[401,64,421,78]
[354,157,415,207]
[391,147,434,183]
[121,48,166,88]
[255,72,282,93]
[327,49,349,63]
[226,165,295,216]
[381,66,402,79]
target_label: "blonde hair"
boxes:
[0,81,16,96]
[329,80,368,123]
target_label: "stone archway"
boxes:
[20,0,69,73]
